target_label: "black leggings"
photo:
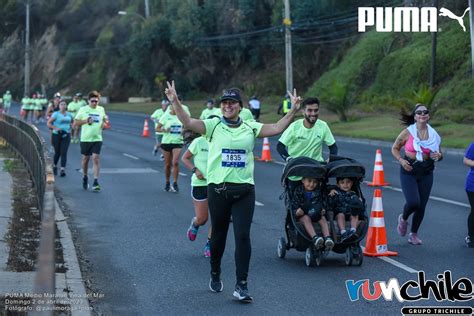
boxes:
[208,183,255,282]
[400,168,433,234]
[52,133,71,168]
[467,191,474,237]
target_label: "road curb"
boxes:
[55,199,92,316]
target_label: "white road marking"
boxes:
[274,161,286,166]
[78,168,158,174]
[179,172,187,176]
[361,246,419,274]
[255,201,264,206]
[123,153,139,160]
[363,181,469,208]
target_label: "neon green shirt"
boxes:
[213,108,222,116]
[75,105,106,142]
[151,108,165,135]
[240,108,254,121]
[165,104,190,116]
[200,108,217,120]
[279,119,335,162]
[3,93,11,106]
[159,112,183,144]
[67,101,83,114]
[203,118,263,185]
[188,137,209,187]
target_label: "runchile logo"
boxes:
[358,6,471,32]
[346,271,473,302]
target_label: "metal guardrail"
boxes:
[0,113,55,315]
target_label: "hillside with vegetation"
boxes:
[0,0,472,133]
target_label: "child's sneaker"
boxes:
[204,240,211,257]
[187,217,198,241]
[164,182,171,192]
[324,237,334,251]
[312,235,324,249]
[408,232,422,245]
[397,214,408,236]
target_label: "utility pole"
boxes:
[283,0,293,93]
[24,0,31,97]
[429,0,438,88]
[470,0,474,76]
[144,0,150,19]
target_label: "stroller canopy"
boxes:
[281,156,326,186]
[326,155,365,179]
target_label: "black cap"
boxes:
[219,89,242,103]
[207,99,214,104]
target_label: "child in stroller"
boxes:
[328,177,365,242]
[325,156,368,266]
[290,177,334,250]
[277,157,334,267]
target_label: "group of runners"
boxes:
[23,90,108,192]
[148,81,471,303]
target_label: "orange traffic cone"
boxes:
[259,137,272,162]
[142,118,150,137]
[368,149,389,186]
[363,189,398,257]
[103,115,111,129]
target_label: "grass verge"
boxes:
[103,101,472,149]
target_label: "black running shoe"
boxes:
[164,182,171,192]
[209,272,223,293]
[324,237,335,251]
[60,169,66,177]
[92,180,101,192]
[172,182,179,193]
[82,176,88,190]
[233,281,253,303]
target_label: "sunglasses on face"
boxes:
[90,99,99,103]
[415,110,429,115]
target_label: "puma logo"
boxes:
[439,7,470,32]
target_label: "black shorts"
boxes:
[191,186,208,201]
[160,143,183,152]
[80,141,102,156]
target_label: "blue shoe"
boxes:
[209,272,223,293]
[233,281,253,303]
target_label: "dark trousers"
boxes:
[208,183,255,282]
[467,191,474,237]
[400,168,433,234]
[52,133,71,168]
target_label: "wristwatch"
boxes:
[191,167,197,174]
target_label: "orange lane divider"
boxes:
[142,118,150,137]
[363,189,398,257]
[368,149,389,186]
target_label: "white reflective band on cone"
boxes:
[372,198,383,212]
[374,165,384,171]
[369,217,385,228]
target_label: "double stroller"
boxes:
[277,156,368,267]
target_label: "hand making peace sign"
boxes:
[165,81,178,103]
[287,88,303,112]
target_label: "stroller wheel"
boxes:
[314,249,323,266]
[305,247,316,267]
[352,245,363,266]
[345,247,353,266]
[277,237,286,259]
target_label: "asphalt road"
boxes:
[8,106,474,315]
